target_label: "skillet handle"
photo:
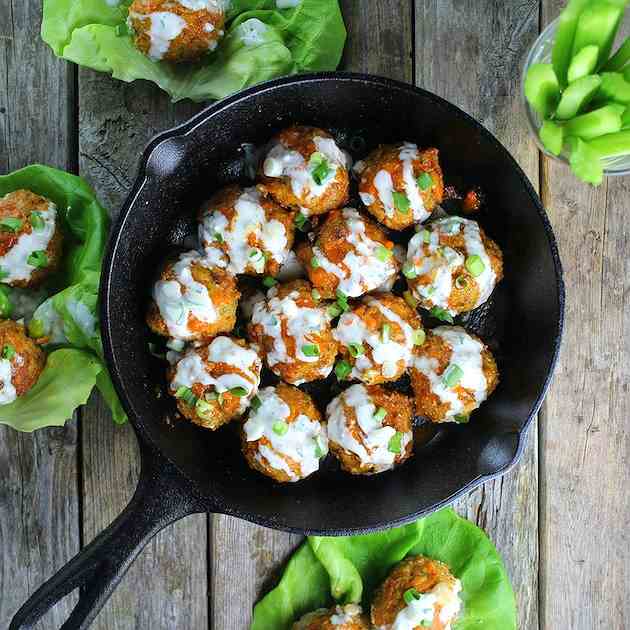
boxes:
[9,440,203,630]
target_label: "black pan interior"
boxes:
[101,74,563,534]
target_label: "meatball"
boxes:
[199,186,295,277]
[248,280,338,385]
[293,604,369,630]
[241,383,327,483]
[296,208,400,299]
[334,293,424,384]
[0,320,46,405]
[356,143,444,230]
[326,384,413,475]
[147,250,239,342]
[404,216,503,317]
[128,0,225,63]
[0,190,63,289]
[371,556,462,630]
[167,335,261,430]
[410,325,499,424]
[258,125,350,216]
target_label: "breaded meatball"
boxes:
[248,280,338,385]
[0,320,46,405]
[404,216,503,317]
[334,293,424,384]
[326,384,413,475]
[241,383,327,483]
[410,325,499,424]
[0,190,63,289]
[258,125,350,216]
[356,143,444,230]
[199,186,295,277]
[128,0,225,63]
[167,335,261,430]
[293,604,369,630]
[371,556,462,630]
[147,250,239,342]
[296,208,400,299]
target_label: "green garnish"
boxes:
[454,414,470,424]
[27,250,49,269]
[375,245,393,262]
[229,386,248,397]
[420,621,431,628]
[335,360,352,381]
[250,395,262,411]
[0,217,23,233]
[301,344,320,357]
[388,432,403,454]
[335,289,350,313]
[175,386,198,406]
[402,262,417,279]
[403,588,421,605]
[273,421,289,436]
[195,399,213,419]
[413,329,426,346]
[263,276,277,288]
[295,212,309,231]
[327,304,343,319]
[373,407,387,422]
[30,212,45,230]
[465,255,485,277]
[310,256,320,269]
[28,318,45,338]
[417,172,433,190]
[314,436,327,458]
[442,364,464,388]
[249,248,264,260]
[381,323,391,343]
[0,286,12,319]
[403,290,418,309]
[348,342,365,358]
[310,152,331,185]
[421,229,431,244]
[213,231,224,243]
[2,344,15,360]
[455,275,469,289]
[311,289,321,301]
[392,191,410,214]
[429,306,454,323]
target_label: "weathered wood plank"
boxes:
[0,1,80,628]
[416,2,541,628]
[540,6,630,629]
[78,69,208,630]
[210,3,415,628]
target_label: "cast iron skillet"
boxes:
[11,73,564,630]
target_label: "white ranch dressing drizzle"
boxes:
[0,357,17,405]
[462,219,496,306]
[153,251,217,340]
[399,142,429,222]
[326,384,411,471]
[311,207,398,297]
[243,386,326,481]
[129,11,187,60]
[413,326,488,420]
[374,170,395,218]
[200,187,288,274]
[179,0,224,10]
[0,201,56,284]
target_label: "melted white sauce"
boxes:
[153,251,218,340]
[199,187,288,274]
[0,201,56,284]
[179,0,224,10]
[462,219,496,306]
[130,11,187,61]
[399,143,430,222]
[243,386,326,481]
[0,358,17,405]
[374,170,395,218]
[326,384,411,471]
[311,208,398,297]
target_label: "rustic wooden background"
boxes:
[1,0,628,628]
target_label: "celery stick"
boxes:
[603,37,630,71]
[571,3,623,65]
[567,136,604,185]
[524,64,561,118]
[568,45,600,82]
[539,120,565,155]
[596,72,630,104]
[588,130,630,157]
[555,74,601,119]
[565,103,624,139]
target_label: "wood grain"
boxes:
[78,69,208,630]
[416,2,541,628]
[0,1,80,628]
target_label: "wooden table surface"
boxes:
[1,1,628,628]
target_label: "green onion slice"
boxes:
[327,304,343,319]
[262,276,277,288]
[175,386,198,406]
[294,212,308,230]
[465,254,485,277]
[335,360,352,381]
[373,407,387,422]
[388,431,403,454]
[403,588,422,605]
[301,344,320,357]
[195,399,213,418]
[2,344,15,360]
[311,289,321,301]
[273,420,289,436]
[381,323,391,343]
[310,152,331,185]
[403,290,418,309]
[454,413,470,424]
[250,395,262,411]
[421,229,431,244]
[314,435,328,458]
[229,386,249,397]
[375,244,393,262]
[27,250,49,269]
[417,172,433,190]
[429,306,454,323]
[0,217,23,233]
[442,364,464,388]
[310,256,320,269]
[0,287,13,319]
[455,275,468,289]
[392,191,410,214]
[348,342,365,357]
[413,329,426,346]
[213,231,224,243]
[30,212,45,231]
[402,261,417,279]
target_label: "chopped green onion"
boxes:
[250,395,262,411]
[294,212,309,231]
[195,399,213,419]
[455,275,468,289]
[373,407,387,422]
[442,364,464,388]
[375,245,393,262]
[327,304,343,319]
[403,588,421,605]
[381,323,391,343]
[403,290,418,309]
[213,231,224,243]
[0,217,23,233]
[429,306,454,323]
[262,276,277,288]
[420,621,431,628]
[229,386,248,397]
[28,318,45,338]
[0,286,12,318]
[417,172,433,190]
[335,289,350,313]
[335,360,352,381]
[249,248,263,259]
[402,262,417,279]
[273,421,289,436]
[310,256,320,269]
[465,255,485,277]
[311,289,321,301]
[454,414,470,424]
[27,250,49,269]
[421,229,431,244]
[314,436,328,459]
[2,344,15,360]
[30,212,45,231]
[388,432,403,454]
[392,191,410,214]
[310,152,331,185]
[413,329,426,346]
[348,342,365,357]
[301,344,320,357]
[175,386,198,406]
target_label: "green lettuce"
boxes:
[251,509,517,630]
[0,165,126,429]
[41,0,346,103]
